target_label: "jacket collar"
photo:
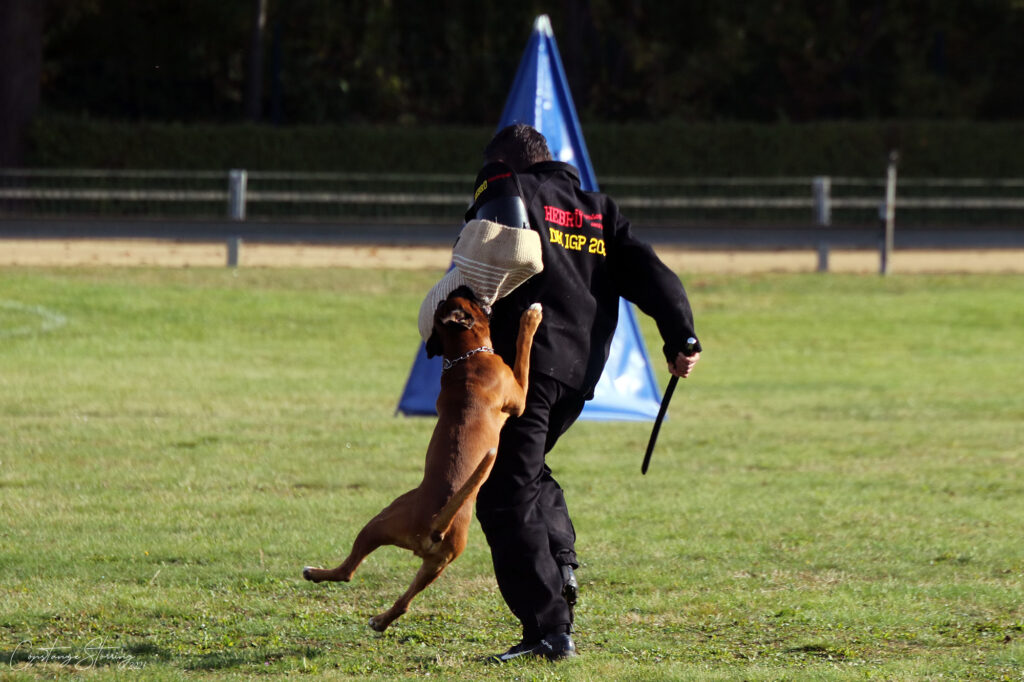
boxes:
[524,160,580,186]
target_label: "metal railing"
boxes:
[0,169,471,222]
[2,168,1023,228]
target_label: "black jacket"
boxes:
[467,160,700,396]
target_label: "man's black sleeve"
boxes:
[604,204,702,362]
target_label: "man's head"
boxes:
[483,124,552,172]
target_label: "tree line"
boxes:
[3,0,1023,165]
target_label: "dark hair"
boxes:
[483,124,552,171]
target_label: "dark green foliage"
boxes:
[37,1,1024,125]
[28,116,1024,177]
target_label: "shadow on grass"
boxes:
[784,643,852,660]
[2,641,325,672]
[183,646,325,671]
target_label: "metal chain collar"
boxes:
[442,346,494,373]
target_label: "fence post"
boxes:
[812,176,831,272]
[228,169,247,220]
[226,236,242,268]
[880,151,898,275]
[227,169,247,267]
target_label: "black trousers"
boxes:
[476,373,586,641]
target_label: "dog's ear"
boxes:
[425,331,443,358]
[441,307,475,330]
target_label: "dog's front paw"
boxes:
[521,303,543,331]
[369,615,389,632]
[302,566,322,583]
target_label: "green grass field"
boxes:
[1,266,1022,680]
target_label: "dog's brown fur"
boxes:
[303,286,542,631]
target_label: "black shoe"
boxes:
[490,638,543,663]
[540,632,578,661]
[490,633,577,663]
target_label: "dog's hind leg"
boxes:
[303,492,415,583]
[368,556,450,632]
[429,449,496,544]
[303,527,382,583]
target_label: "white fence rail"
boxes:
[2,169,1023,227]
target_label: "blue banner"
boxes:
[398,14,661,421]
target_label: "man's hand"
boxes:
[668,350,700,378]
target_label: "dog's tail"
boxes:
[429,448,497,544]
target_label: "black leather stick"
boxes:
[641,337,697,475]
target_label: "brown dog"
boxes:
[303,286,542,631]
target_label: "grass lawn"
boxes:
[1,266,1022,680]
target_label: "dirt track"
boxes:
[1,238,1023,273]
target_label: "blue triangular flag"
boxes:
[498,14,599,192]
[396,341,442,416]
[398,14,661,421]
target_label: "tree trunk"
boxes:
[562,0,597,113]
[0,0,45,166]
[244,0,268,122]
